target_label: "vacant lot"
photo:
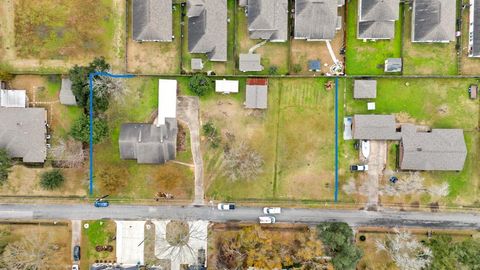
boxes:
[81,220,116,270]
[0,222,71,269]
[209,223,327,269]
[340,78,480,207]
[402,8,458,75]
[126,2,181,74]
[236,5,289,75]
[345,0,402,75]
[0,0,125,72]
[93,77,194,201]
[204,78,335,202]
[460,6,480,75]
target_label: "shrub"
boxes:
[202,121,220,148]
[0,149,12,186]
[70,115,109,144]
[189,74,212,96]
[40,169,65,190]
[268,66,278,75]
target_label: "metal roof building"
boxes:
[412,0,456,42]
[215,79,239,94]
[0,89,27,108]
[469,0,480,57]
[354,80,377,99]
[245,79,268,109]
[133,0,173,42]
[187,0,227,61]
[0,108,47,163]
[385,58,402,72]
[400,124,467,171]
[245,0,288,42]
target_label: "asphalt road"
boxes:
[0,204,479,229]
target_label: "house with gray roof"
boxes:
[245,79,268,109]
[399,124,467,171]
[133,0,173,42]
[59,78,77,106]
[244,0,288,42]
[239,53,263,72]
[412,0,456,43]
[354,80,377,99]
[469,0,480,57]
[187,0,227,61]
[295,0,344,41]
[357,0,400,39]
[0,108,47,163]
[352,114,401,140]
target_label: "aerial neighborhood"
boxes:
[0,0,479,269]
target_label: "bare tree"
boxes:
[1,233,57,270]
[223,142,263,181]
[93,71,127,102]
[380,172,449,198]
[375,229,432,270]
[427,182,449,197]
[342,178,357,195]
[50,139,85,168]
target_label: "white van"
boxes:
[263,207,281,214]
[259,216,276,224]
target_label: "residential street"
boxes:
[0,204,478,229]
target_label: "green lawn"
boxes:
[93,77,194,200]
[345,0,403,75]
[340,78,480,206]
[81,220,116,270]
[402,7,458,75]
[205,78,335,201]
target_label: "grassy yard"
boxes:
[126,2,182,74]
[81,220,116,270]
[204,78,335,202]
[235,5,289,75]
[93,77,194,200]
[340,78,480,207]
[402,7,458,75]
[345,0,403,75]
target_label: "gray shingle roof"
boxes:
[412,0,456,42]
[59,78,77,106]
[187,0,227,61]
[353,114,401,140]
[359,0,399,21]
[400,124,467,171]
[294,0,339,40]
[119,119,177,164]
[357,0,399,39]
[247,0,288,41]
[384,58,402,72]
[354,80,377,99]
[246,85,268,109]
[470,0,480,56]
[239,53,263,72]
[0,108,46,163]
[133,0,172,42]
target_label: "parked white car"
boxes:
[259,216,276,224]
[217,203,235,210]
[263,207,281,214]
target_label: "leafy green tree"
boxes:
[70,115,109,144]
[454,239,480,269]
[189,74,212,96]
[0,149,12,185]
[202,121,220,148]
[40,169,64,190]
[426,235,457,270]
[317,222,362,270]
[68,57,110,111]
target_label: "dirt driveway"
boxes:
[362,141,387,210]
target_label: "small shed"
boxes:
[354,80,377,99]
[59,78,77,106]
[469,84,478,99]
[215,79,239,94]
[245,78,268,109]
[239,54,263,72]
[385,58,402,73]
[191,58,204,70]
[308,60,321,72]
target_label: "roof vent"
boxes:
[416,147,422,151]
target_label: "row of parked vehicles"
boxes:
[217,203,281,224]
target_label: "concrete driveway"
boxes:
[177,96,204,205]
[364,141,387,209]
